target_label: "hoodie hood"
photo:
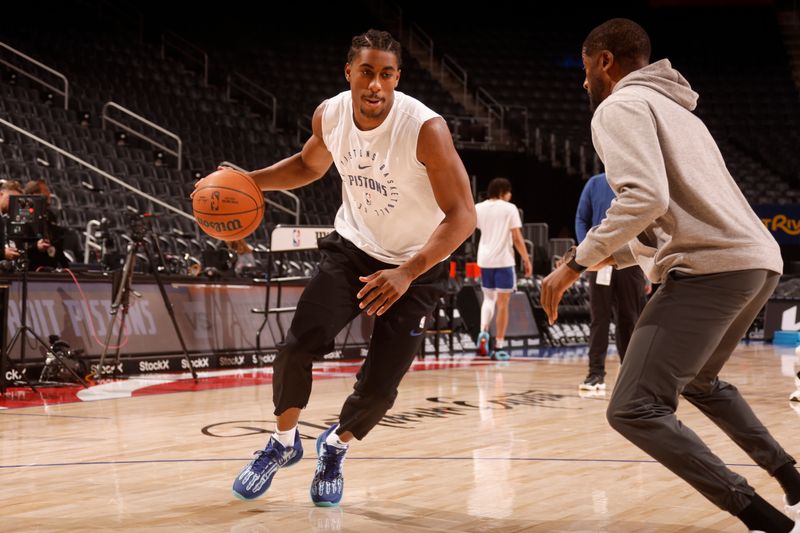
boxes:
[612,59,699,112]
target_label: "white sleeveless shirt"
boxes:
[322,90,444,265]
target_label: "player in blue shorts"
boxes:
[474,178,532,359]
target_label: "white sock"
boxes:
[495,338,505,349]
[480,288,497,329]
[325,426,348,449]
[274,425,297,448]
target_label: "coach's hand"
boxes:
[357,267,415,317]
[541,263,581,325]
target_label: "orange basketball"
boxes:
[192,167,264,241]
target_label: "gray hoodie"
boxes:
[575,59,782,283]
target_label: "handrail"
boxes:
[0,117,193,223]
[476,87,504,130]
[101,101,183,170]
[220,161,301,225]
[84,220,103,264]
[441,114,490,147]
[161,32,208,86]
[227,72,277,129]
[408,24,434,69]
[441,54,468,102]
[0,41,69,110]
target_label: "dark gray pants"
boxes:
[607,268,794,514]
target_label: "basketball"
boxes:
[192,167,264,241]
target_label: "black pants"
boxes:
[272,232,448,440]
[607,269,794,514]
[587,266,646,377]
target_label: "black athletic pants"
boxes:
[272,232,448,440]
[587,266,646,377]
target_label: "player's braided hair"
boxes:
[347,29,402,68]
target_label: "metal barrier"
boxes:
[161,32,208,86]
[0,41,69,110]
[227,72,277,129]
[101,101,183,170]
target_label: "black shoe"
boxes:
[579,374,606,391]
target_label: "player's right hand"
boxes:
[190,166,229,199]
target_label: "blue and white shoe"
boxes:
[477,331,490,356]
[491,349,510,361]
[310,424,347,507]
[232,430,303,500]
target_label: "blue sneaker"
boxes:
[491,349,510,361]
[477,331,490,356]
[310,424,347,507]
[232,430,303,500]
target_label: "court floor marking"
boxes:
[0,456,764,470]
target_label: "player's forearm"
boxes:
[399,209,476,280]
[513,234,531,264]
[248,153,325,191]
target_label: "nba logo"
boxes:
[364,192,372,206]
[210,191,220,211]
[292,228,301,247]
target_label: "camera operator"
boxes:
[22,179,70,270]
[0,179,23,261]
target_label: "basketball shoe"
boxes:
[232,430,303,500]
[579,374,606,391]
[491,349,510,361]
[310,424,347,507]
[477,331,490,356]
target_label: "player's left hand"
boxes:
[541,263,581,325]
[523,258,533,278]
[357,267,415,316]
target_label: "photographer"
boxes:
[22,179,70,270]
[0,179,23,261]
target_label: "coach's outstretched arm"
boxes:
[358,117,477,316]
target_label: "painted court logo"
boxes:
[339,148,398,216]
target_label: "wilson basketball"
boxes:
[192,167,264,241]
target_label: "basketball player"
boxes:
[195,29,475,506]
[474,178,532,359]
[541,19,800,532]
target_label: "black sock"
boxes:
[736,493,794,533]
[775,462,800,506]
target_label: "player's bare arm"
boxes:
[193,103,332,195]
[511,227,533,277]
[248,103,333,191]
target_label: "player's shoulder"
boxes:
[395,91,440,123]
[321,91,351,112]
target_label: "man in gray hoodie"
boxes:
[542,18,800,533]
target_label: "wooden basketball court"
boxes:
[1,344,798,532]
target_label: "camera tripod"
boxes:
[2,251,88,393]
[95,218,198,381]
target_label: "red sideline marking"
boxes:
[0,358,496,409]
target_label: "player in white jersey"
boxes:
[195,29,475,507]
[474,178,532,359]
